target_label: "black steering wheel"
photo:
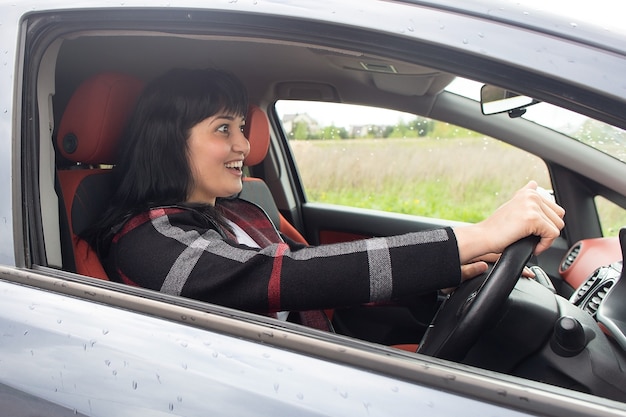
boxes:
[417,235,539,361]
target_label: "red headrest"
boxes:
[243,105,270,167]
[57,72,144,165]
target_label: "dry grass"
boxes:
[290,137,550,222]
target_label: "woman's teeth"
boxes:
[225,161,243,170]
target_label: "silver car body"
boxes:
[1,1,626,416]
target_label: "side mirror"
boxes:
[480,85,539,117]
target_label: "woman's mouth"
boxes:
[225,160,243,172]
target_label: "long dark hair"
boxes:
[85,68,248,256]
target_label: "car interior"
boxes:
[20,9,626,402]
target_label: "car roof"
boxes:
[397,0,626,52]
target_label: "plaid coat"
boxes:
[104,198,461,315]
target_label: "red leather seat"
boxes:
[56,72,144,279]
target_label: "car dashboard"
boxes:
[560,236,626,351]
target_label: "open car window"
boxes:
[275,100,551,224]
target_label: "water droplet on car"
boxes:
[132,381,138,390]
[296,392,304,400]
[273,383,279,393]
[169,403,174,411]
[570,22,578,28]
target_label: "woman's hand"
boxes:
[460,254,534,284]
[454,181,565,265]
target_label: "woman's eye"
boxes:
[217,124,229,134]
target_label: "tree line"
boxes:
[288,116,482,140]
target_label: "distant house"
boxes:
[281,113,321,135]
[350,124,388,138]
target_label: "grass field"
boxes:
[289,137,626,235]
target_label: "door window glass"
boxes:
[275,100,551,224]
[596,196,626,237]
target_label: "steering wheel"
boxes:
[417,235,539,361]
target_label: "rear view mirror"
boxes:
[480,85,538,117]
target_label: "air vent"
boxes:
[560,243,582,272]
[570,268,601,305]
[583,280,614,317]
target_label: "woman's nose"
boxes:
[234,129,251,156]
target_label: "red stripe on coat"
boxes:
[113,207,185,243]
[268,244,288,311]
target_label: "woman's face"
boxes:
[186,112,249,205]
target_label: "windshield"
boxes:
[446,78,626,164]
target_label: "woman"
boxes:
[87,68,565,319]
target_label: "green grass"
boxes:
[290,137,626,236]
